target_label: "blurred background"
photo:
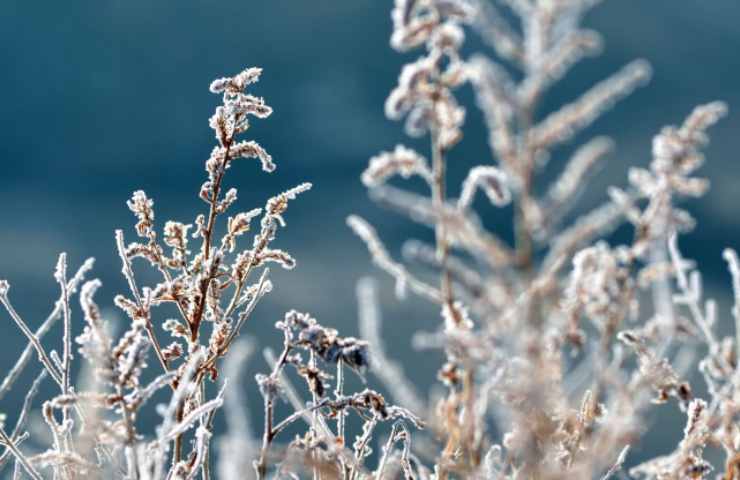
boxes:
[1,0,739,468]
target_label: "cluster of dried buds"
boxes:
[566,242,636,345]
[257,310,371,401]
[387,0,473,148]
[253,310,422,479]
[610,102,727,256]
[284,311,370,374]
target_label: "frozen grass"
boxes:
[0,1,737,479]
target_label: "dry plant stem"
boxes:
[223,261,255,319]
[0,371,45,474]
[192,140,233,342]
[201,381,214,480]
[0,258,93,401]
[115,230,171,377]
[262,348,333,435]
[116,384,139,479]
[256,343,357,473]
[600,445,630,480]
[516,110,542,331]
[724,248,740,359]
[55,254,75,469]
[257,410,274,478]
[116,230,144,306]
[0,434,29,474]
[269,399,334,438]
[431,125,455,479]
[350,418,377,480]
[335,359,348,479]
[517,90,536,266]
[669,235,718,349]
[219,212,275,327]
[0,294,62,387]
[0,315,56,398]
[375,422,406,480]
[0,294,88,439]
[222,268,269,351]
[256,394,274,480]
[203,141,232,262]
[256,342,292,479]
[431,127,453,305]
[198,268,270,380]
[11,372,44,440]
[174,401,185,466]
[461,368,477,466]
[309,350,321,480]
[0,427,41,480]
[375,431,396,480]
[514,199,533,271]
[149,238,194,328]
[57,255,72,399]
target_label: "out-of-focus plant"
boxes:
[348,1,735,479]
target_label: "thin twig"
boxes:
[191,140,234,341]
[0,258,93,400]
[0,370,45,474]
[256,340,293,479]
[0,292,63,387]
[0,427,41,480]
[55,254,73,399]
[115,230,171,377]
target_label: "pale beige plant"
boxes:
[348,1,736,479]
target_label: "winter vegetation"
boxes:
[0,0,737,478]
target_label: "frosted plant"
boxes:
[0,1,738,479]
[252,310,421,479]
[349,1,736,479]
[0,64,423,480]
[0,66,316,479]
